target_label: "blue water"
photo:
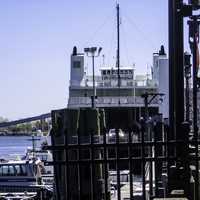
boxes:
[0,136,51,159]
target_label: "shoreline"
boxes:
[0,132,47,136]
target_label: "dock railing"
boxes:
[44,108,198,200]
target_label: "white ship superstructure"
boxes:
[68,46,169,117]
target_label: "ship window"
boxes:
[15,165,21,176]
[102,70,106,75]
[107,70,110,75]
[39,155,48,161]
[73,61,81,68]
[21,165,27,176]
[2,166,9,176]
[0,165,15,176]
[0,166,8,176]
[3,166,8,176]
[8,166,15,176]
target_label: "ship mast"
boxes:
[116,3,121,100]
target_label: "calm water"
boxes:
[0,136,51,159]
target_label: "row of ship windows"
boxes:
[102,75,133,80]
[101,70,133,75]
[0,165,28,176]
[102,82,134,87]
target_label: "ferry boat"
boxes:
[67,45,169,124]
[67,4,169,119]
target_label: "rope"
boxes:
[123,12,157,50]
[107,17,116,68]
[121,22,131,67]
[83,11,115,47]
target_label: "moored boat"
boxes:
[0,158,51,193]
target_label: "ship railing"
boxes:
[68,96,159,107]
[84,75,157,87]
[69,76,157,88]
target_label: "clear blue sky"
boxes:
[0,0,168,120]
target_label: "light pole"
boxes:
[84,47,102,108]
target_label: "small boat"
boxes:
[24,145,54,186]
[0,158,51,193]
[0,191,37,200]
[23,135,54,184]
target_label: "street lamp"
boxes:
[84,47,102,108]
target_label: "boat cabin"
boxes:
[0,159,45,187]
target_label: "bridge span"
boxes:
[0,113,51,128]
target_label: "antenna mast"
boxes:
[117,3,120,88]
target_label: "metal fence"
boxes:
[46,114,199,200]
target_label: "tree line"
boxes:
[0,117,51,134]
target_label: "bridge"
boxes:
[0,113,51,128]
